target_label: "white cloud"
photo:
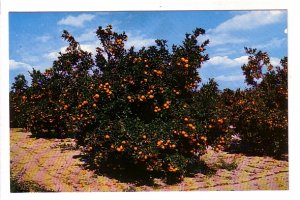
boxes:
[125,32,156,49]
[9,60,32,70]
[205,33,247,47]
[206,55,248,68]
[284,28,288,34]
[254,38,286,50]
[204,11,285,47]
[206,55,282,70]
[270,57,281,67]
[44,43,98,61]
[213,11,285,33]
[44,52,60,60]
[213,47,237,56]
[80,44,98,55]
[36,35,51,43]
[57,14,95,27]
[77,30,97,42]
[214,74,244,82]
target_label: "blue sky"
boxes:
[9,11,287,90]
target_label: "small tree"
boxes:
[222,48,288,157]
[10,74,28,128]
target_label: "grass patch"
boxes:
[214,157,238,171]
[11,178,55,193]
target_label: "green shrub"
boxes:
[221,48,288,157]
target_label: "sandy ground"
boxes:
[10,129,288,192]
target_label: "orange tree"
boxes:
[21,30,95,138]
[10,25,237,182]
[220,48,288,157]
[10,74,29,128]
[191,79,235,152]
[73,25,215,181]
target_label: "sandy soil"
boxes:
[10,129,288,192]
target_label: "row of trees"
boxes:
[10,25,288,182]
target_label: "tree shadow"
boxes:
[73,154,161,187]
[73,154,218,187]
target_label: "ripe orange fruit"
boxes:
[94,94,100,99]
[217,118,224,124]
[104,134,110,139]
[63,105,69,110]
[200,136,206,140]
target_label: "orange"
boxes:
[217,118,224,124]
[94,94,100,99]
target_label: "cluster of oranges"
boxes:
[156,139,176,149]
[179,57,189,69]
[116,145,124,152]
[172,89,180,95]
[163,100,171,109]
[154,105,162,113]
[184,117,196,130]
[115,38,124,46]
[168,164,178,173]
[146,89,155,99]
[138,95,146,102]
[214,137,225,152]
[132,57,143,64]
[99,82,112,98]
[127,95,134,103]
[153,69,163,76]
[185,82,198,90]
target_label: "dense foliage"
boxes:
[10,25,288,182]
[221,48,288,157]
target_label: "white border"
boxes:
[1,0,299,200]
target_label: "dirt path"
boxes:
[10,129,288,191]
